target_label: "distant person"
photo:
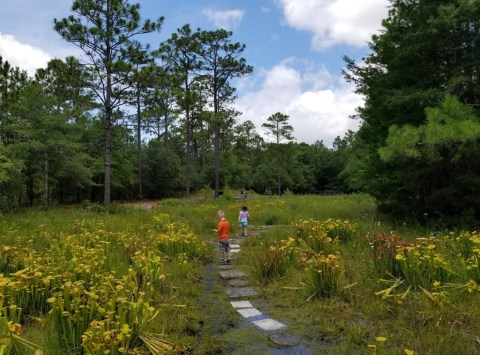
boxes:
[238,205,252,238]
[213,210,231,264]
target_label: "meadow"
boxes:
[0,192,479,354]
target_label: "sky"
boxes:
[0,0,390,146]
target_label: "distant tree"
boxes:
[143,139,182,198]
[197,29,253,198]
[159,24,202,198]
[262,112,294,195]
[124,41,157,199]
[35,57,95,203]
[0,58,29,209]
[54,0,163,204]
[143,66,179,153]
[0,57,29,146]
[11,82,92,209]
[232,120,263,190]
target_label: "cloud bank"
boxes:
[278,0,389,49]
[235,61,363,146]
[231,0,390,144]
[0,33,51,75]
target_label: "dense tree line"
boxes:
[0,0,352,211]
[2,0,480,227]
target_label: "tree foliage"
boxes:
[54,0,163,204]
[343,0,480,223]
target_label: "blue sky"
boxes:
[0,0,390,146]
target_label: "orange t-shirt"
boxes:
[217,219,230,241]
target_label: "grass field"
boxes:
[0,192,479,354]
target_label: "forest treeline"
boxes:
[2,0,480,226]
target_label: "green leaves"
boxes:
[262,112,295,143]
[343,0,480,221]
[379,95,480,163]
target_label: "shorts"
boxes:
[218,240,230,253]
[240,221,248,228]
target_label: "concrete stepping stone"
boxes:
[230,244,241,248]
[252,318,286,331]
[229,279,249,287]
[218,264,233,270]
[237,307,262,318]
[269,334,301,347]
[225,287,259,298]
[230,301,253,308]
[219,270,245,279]
[230,248,241,253]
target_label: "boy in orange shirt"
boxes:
[213,210,231,264]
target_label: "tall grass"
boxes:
[2,193,480,354]
[228,194,480,353]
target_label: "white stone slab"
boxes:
[237,308,262,318]
[225,287,259,298]
[253,318,286,331]
[219,270,245,279]
[231,301,253,308]
[230,248,241,253]
[230,244,241,248]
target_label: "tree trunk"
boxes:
[104,109,112,205]
[213,81,220,198]
[43,149,49,210]
[136,88,143,199]
[164,113,169,155]
[201,120,205,170]
[214,122,220,198]
[276,131,281,195]
[185,108,191,198]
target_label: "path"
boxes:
[127,202,314,353]
[199,227,314,354]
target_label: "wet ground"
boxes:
[198,233,316,355]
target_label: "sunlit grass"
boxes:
[1,193,480,353]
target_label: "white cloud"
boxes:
[277,0,390,49]
[234,61,363,146]
[202,8,245,30]
[0,33,52,75]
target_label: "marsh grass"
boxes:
[2,194,480,354]
[228,194,480,353]
[0,204,213,354]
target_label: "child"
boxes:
[238,205,252,237]
[213,210,231,263]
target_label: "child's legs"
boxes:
[241,222,248,236]
[219,240,230,260]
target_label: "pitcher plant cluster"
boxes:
[370,230,480,305]
[254,218,357,299]
[0,214,207,354]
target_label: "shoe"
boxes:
[219,259,226,264]
[226,259,231,264]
